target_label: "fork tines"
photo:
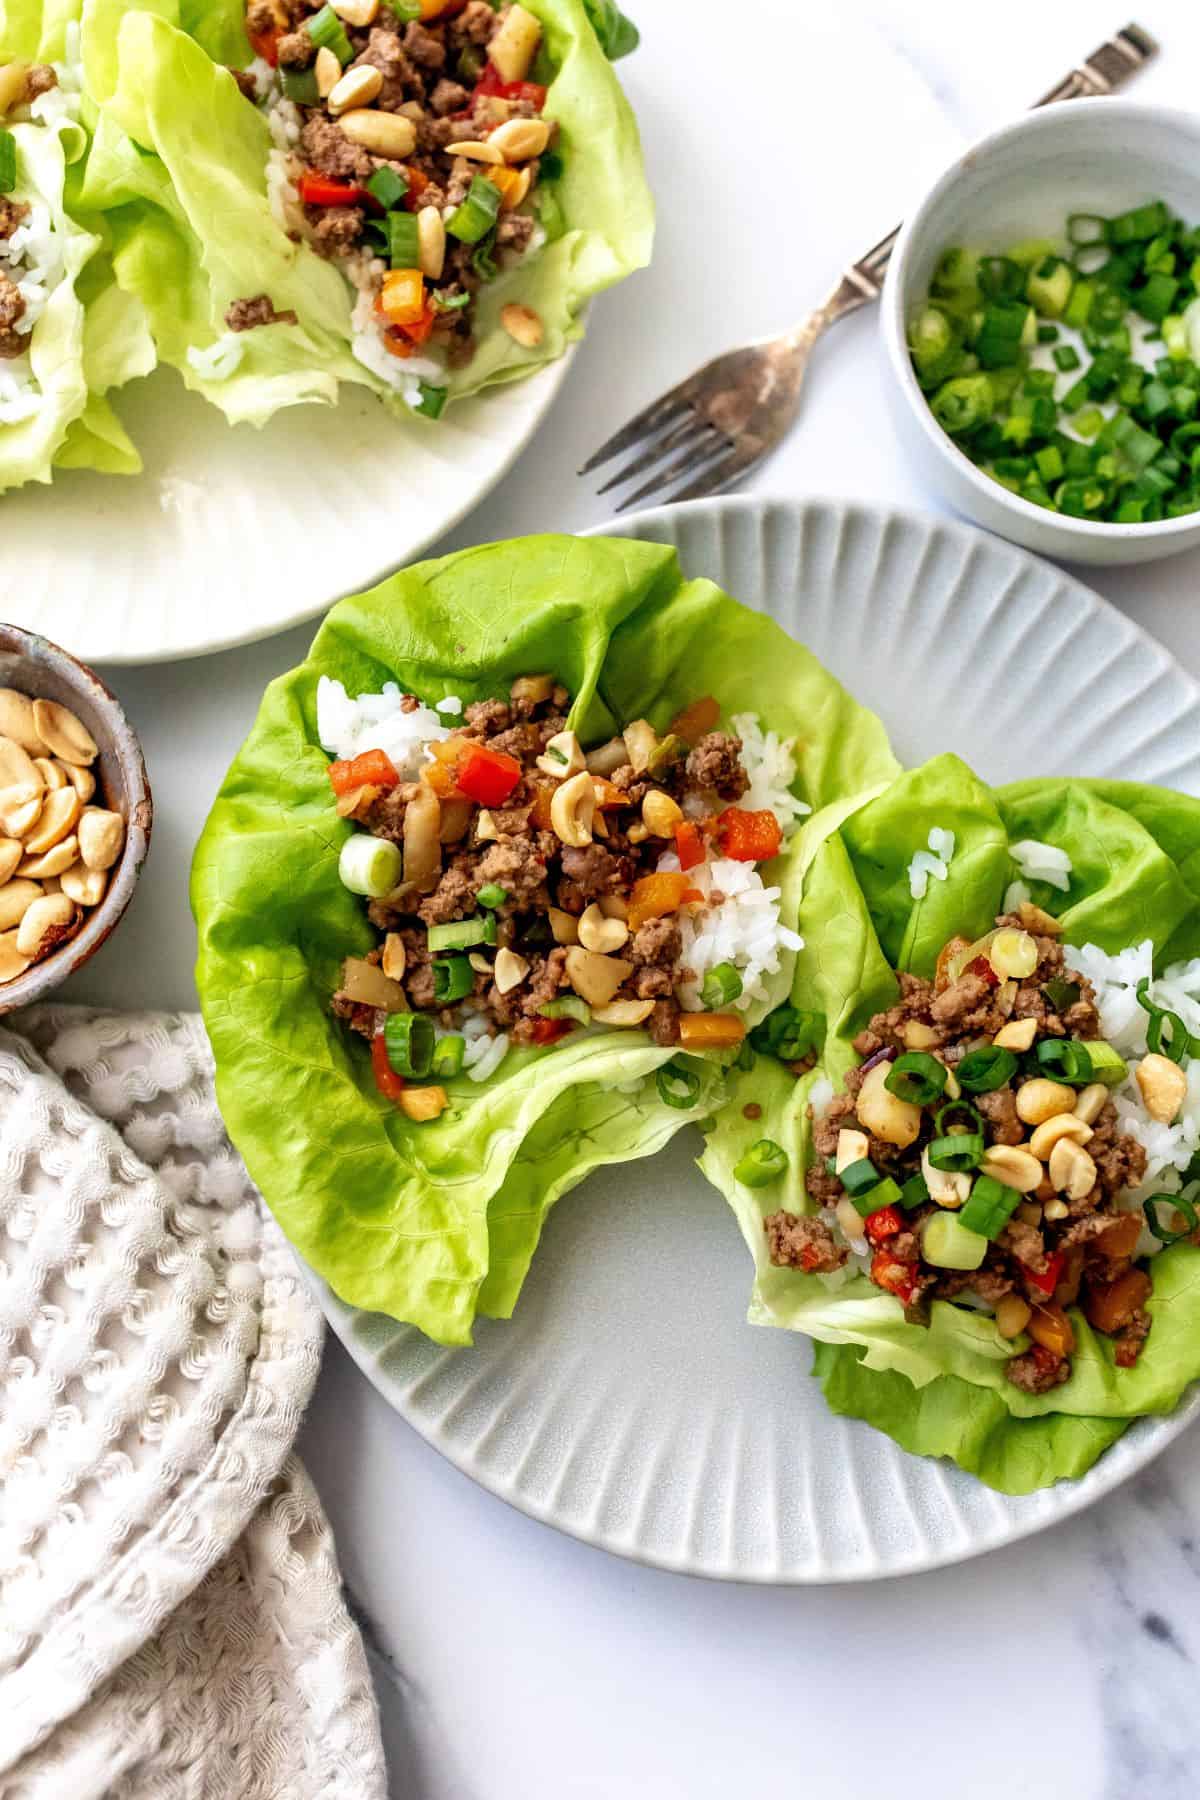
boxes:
[580,398,736,511]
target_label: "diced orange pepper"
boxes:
[681,886,704,904]
[328,748,399,797]
[668,695,719,744]
[678,1013,745,1050]
[402,167,431,211]
[395,299,436,347]
[591,777,627,809]
[378,269,427,327]
[488,165,527,212]
[674,820,705,871]
[419,0,466,17]
[627,870,692,932]
[1026,1299,1075,1359]
[421,757,463,798]
[1085,1267,1152,1337]
[717,807,783,863]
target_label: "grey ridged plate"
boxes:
[316,498,1200,1582]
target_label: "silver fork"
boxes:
[581,22,1158,511]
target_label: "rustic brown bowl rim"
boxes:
[0,624,152,1014]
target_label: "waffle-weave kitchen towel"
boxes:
[0,1007,386,1798]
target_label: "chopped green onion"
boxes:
[337,834,402,898]
[384,1011,435,1079]
[386,0,422,17]
[852,1176,903,1219]
[447,175,501,245]
[367,167,409,211]
[930,373,993,434]
[927,1132,984,1173]
[427,916,493,952]
[1108,199,1170,245]
[885,1052,947,1107]
[476,883,508,909]
[976,301,1031,369]
[1143,1189,1198,1244]
[959,1173,1022,1240]
[539,149,564,182]
[1052,344,1081,372]
[540,994,591,1023]
[735,1039,755,1072]
[413,383,448,420]
[656,1058,703,1109]
[955,1046,1018,1094]
[1067,213,1108,247]
[1026,257,1073,318]
[434,289,471,312]
[900,1172,930,1211]
[1033,1038,1093,1084]
[700,961,743,1010]
[921,1211,987,1271]
[305,3,354,62]
[979,256,1024,301]
[0,129,15,195]
[432,955,473,1003]
[839,1158,880,1198]
[733,1139,789,1188]
[471,236,497,279]
[386,212,420,269]
[935,1100,983,1137]
[432,1033,465,1078]
[281,65,320,104]
[1135,271,1180,323]
[1078,1039,1129,1086]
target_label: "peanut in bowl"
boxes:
[0,626,151,1011]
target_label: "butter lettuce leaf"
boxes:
[192,535,894,1344]
[79,0,651,423]
[733,764,1200,1490]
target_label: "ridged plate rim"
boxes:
[313,495,1200,1583]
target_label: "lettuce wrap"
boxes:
[192,534,897,1344]
[0,0,155,486]
[702,757,1200,1493]
[78,0,652,426]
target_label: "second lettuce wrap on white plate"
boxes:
[77,0,651,428]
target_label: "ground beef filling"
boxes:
[250,0,556,369]
[224,293,300,331]
[333,683,756,1067]
[769,908,1154,1388]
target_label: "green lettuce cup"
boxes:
[704,759,1200,1493]
[78,0,652,426]
[192,534,897,1344]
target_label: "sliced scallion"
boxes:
[305,3,354,62]
[476,883,508,909]
[955,1046,1018,1094]
[541,995,591,1024]
[386,211,420,269]
[884,1052,947,1107]
[699,961,743,1010]
[446,175,501,245]
[432,955,473,1003]
[338,834,402,898]
[927,1132,984,1173]
[656,1058,703,1110]
[384,1011,435,1079]
[733,1139,789,1188]
[414,383,448,419]
[367,166,408,211]
[432,1033,466,1078]
[0,129,15,194]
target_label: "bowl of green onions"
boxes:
[882,99,1200,563]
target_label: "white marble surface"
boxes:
[63,1,1200,1793]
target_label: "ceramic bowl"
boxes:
[882,99,1200,565]
[0,626,152,1013]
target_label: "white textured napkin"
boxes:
[0,1007,386,1799]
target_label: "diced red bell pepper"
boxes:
[475,62,548,109]
[529,1017,573,1045]
[870,1250,921,1306]
[328,747,400,797]
[674,820,706,872]
[402,167,431,210]
[969,954,1000,988]
[865,1204,904,1245]
[372,1032,406,1104]
[1023,1249,1064,1298]
[298,172,370,209]
[395,300,437,347]
[717,807,783,863]
[457,742,522,806]
[246,17,281,65]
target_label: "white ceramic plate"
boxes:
[3,355,571,667]
[315,497,1200,1582]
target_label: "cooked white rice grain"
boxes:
[186,335,246,382]
[730,712,809,837]
[316,675,454,774]
[1011,837,1073,892]
[662,850,802,1012]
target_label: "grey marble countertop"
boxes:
[65,0,1200,1792]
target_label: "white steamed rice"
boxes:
[459,1009,509,1082]
[1064,937,1200,1248]
[907,827,955,900]
[317,676,457,776]
[729,712,810,834]
[1011,837,1073,892]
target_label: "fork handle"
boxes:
[831,21,1158,314]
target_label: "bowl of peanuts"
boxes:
[0,625,151,1010]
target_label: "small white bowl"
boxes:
[882,99,1200,565]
